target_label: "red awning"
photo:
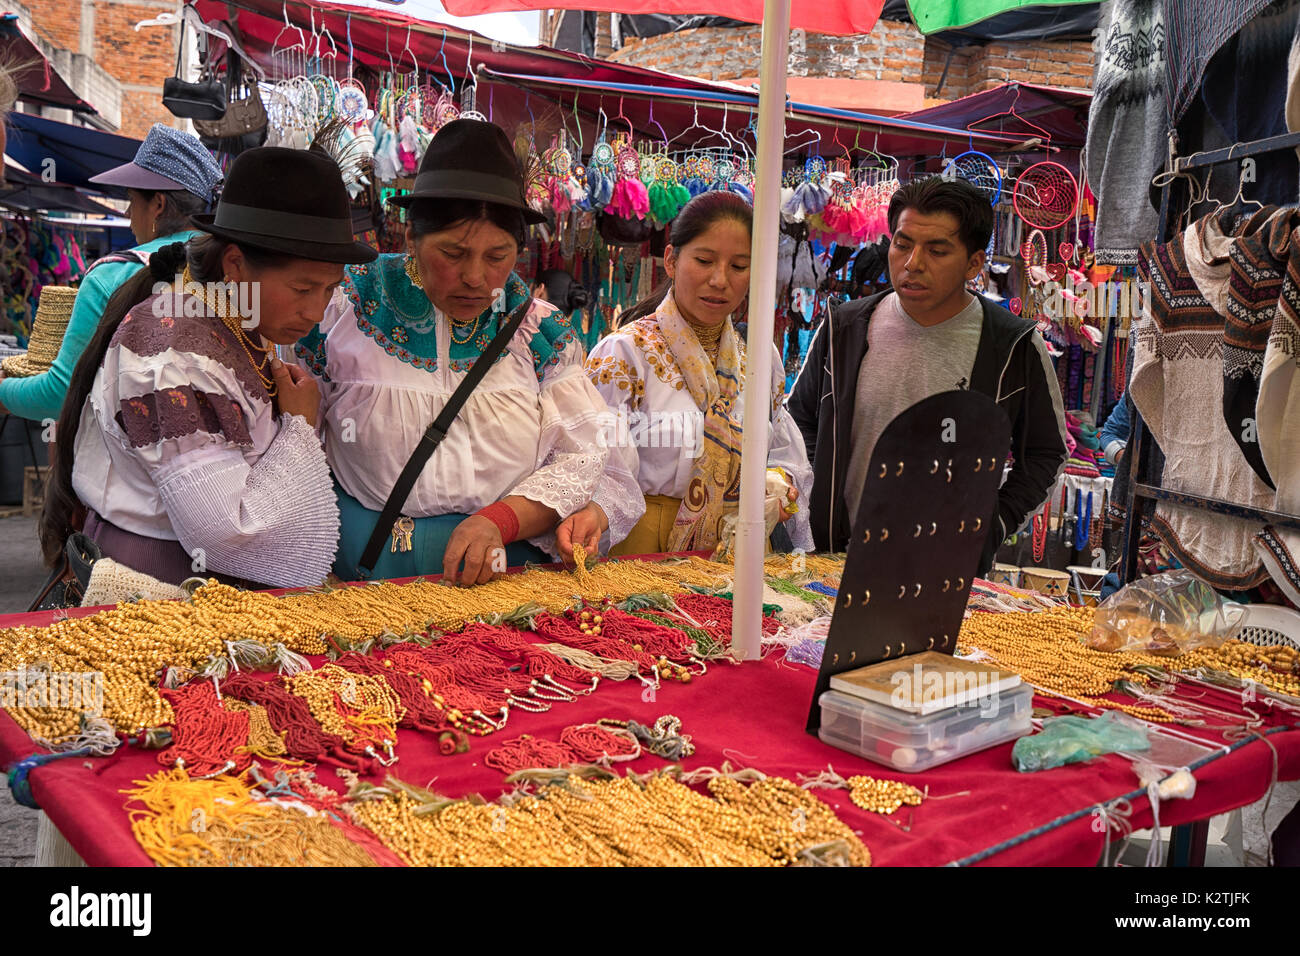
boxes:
[199,0,1019,158]
[0,15,97,114]
[441,0,885,37]
[899,82,1092,150]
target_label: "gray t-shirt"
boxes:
[844,292,984,519]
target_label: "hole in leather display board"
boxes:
[806,390,1012,733]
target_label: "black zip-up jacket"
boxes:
[787,291,1069,574]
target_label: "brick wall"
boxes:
[923,37,1095,96]
[25,0,183,136]
[27,0,81,53]
[614,23,929,84]
[610,22,1095,103]
[593,12,614,59]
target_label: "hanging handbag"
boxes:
[195,49,267,148]
[162,16,226,121]
[27,532,102,613]
[354,295,534,579]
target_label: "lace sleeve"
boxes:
[590,439,645,553]
[152,414,340,587]
[511,361,611,556]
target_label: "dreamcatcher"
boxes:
[679,150,716,198]
[781,154,831,223]
[942,150,1003,206]
[336,78,369,125]
[542,131,587,219]
[1012,161,1079,231]
[1023,228,1050,288]
[648,155,690,226]
[265,80,316,149]
[308,74,339,126]
[586,135,617,211]
[608,137,650,220]
[427,86,461,132]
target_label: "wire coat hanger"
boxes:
[647,100,668,149]
[668,101,713,148]
[615,96,634,140]
[272,0,307,54]
[784,122,821,155]
[967,85,1053,152]
[439,29,456,94]
[401,24,417,88]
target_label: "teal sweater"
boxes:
[0,232,197,422]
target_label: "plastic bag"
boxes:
[711,469,798,561]
[1081,570,1245,657]
[1011,712,1149,772]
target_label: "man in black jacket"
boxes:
[788,177,1068,574]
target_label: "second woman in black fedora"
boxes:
[39,147,377,590]
[295,119,643,584]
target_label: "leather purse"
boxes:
[27,533,102,612]
[195,50,267,146]
[162,18,226,120]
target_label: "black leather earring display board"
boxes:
[806,390,1012,732]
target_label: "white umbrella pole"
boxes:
[733,0,791,661]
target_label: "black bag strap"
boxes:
[355,295,534,578]
[173,16,186,77]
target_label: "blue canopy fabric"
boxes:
[3,113,140,191]
[0,165,119,215]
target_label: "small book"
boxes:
[829,652,1022,715]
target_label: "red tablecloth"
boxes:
[3,600,1297,866]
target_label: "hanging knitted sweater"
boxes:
[1224,205,1300,490]
[1132,221,1275,590]
[1255,221,1300,607]
[1086,0,1167,266]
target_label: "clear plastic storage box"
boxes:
[817,684,1034,772]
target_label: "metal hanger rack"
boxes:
[1119,129,1300,586]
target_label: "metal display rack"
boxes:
[1117,130,1300,867]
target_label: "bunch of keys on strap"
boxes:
[390,516,415,553]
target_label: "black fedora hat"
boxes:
[389,118,547,225]
[190,147,377,264]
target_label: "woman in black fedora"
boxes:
[295,119,642,584]
[39,147,377,590]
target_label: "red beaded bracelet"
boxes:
[475,501,520,544]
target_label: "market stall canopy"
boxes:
[0,14,97,114]
[551,5,1100,57]
[481,67,1028,158]
[194,0,1023,156]
[886,0,1098,37]
[0,164,119,214]
[3,113,140,191]
[899,81,1091,150]
[196,0,805,97]
[442,0,884,35]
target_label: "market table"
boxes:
[2,575,1298,867]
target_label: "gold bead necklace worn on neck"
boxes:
[449,312,484,346]
[403,252,486,345]
[181,265,278,397]
[686,315,725,364]
[404,253,485,345]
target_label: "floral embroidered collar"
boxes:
[342,256,533,373]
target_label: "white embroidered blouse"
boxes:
[72,291,340,588]
[295,259,644,554]
[586,312,815,551]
